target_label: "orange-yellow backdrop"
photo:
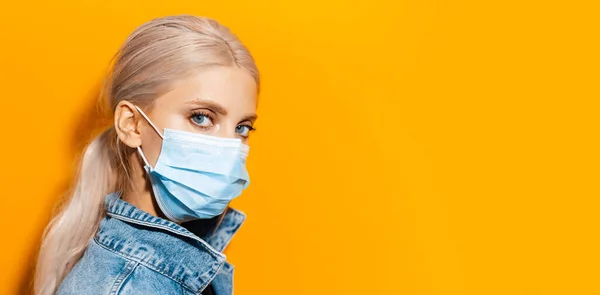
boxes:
[0,0,598,294]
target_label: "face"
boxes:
[115,66,258,168]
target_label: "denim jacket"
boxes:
[57,192,246,295]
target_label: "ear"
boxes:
[114,101,143,148]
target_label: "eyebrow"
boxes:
[241,113,258,123]
[186,98,258,122]
[186,98,228,115]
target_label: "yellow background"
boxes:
[0,0,598,294]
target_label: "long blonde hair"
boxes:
[34,15,259,295]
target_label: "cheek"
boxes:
[140,128,163,167]
[141,114,190,166]
[162,112,196,133]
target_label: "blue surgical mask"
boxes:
[134,106,250,223]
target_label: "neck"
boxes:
[121,154,166,219]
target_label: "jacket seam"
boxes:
[106,212,225,260]
[93,237,218,293]
[219,210,246,252]
[198,261,225,295]
[109,260,138,295]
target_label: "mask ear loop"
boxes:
[134,105,164,139]
[133,105,164,171]
[137,146,152,169]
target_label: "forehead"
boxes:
[154,66,258,113]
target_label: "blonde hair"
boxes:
[34,15,259,295]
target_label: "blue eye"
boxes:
[235,125,254,137]
[191,113,213,127]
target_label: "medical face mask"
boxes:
[134,106,250,223]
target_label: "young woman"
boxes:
[34,15,259,295]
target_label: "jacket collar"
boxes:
[97,192,246,293]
